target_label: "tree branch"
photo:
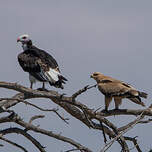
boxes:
[0,135,28,152]
[0,127,46,152]
[29,115,45,124]
[100,112,144,152]
[72,84,97,100]
[0,112,92,152]
[124,136,142,152]
[0,81,150,152]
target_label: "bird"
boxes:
[90,72,147,111]
[17,34,67,90]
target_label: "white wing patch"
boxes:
[45,68,60,82]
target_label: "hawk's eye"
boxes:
[22,36,26,39]
[93,73,98,76]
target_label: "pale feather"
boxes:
[45,68,60,83]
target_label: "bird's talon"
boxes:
[60,93,66,99]
[101,109,109,113]
[37,88,49,92]
[114,108,119,111]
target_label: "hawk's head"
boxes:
[90,72,104,82]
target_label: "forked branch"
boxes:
[0,81,151,152]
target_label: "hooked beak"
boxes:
[17,38,20,43]
[90,75,93,78]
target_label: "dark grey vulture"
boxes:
[17,34,67,90]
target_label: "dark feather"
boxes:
[139,91,148,98]
[18,53,40,72]
[28,46,58,69]
[59,75,68,81]
[18,45,67,89]
[18,52,47,81]
[101,79,113,83]
[128,97,145,107]
[122,83,131,88]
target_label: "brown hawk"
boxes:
[91,72,147,111]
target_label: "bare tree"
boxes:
[0,81,152,152]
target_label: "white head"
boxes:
[17,34,31,44]
[17,34,32,50]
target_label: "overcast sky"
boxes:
[0,1,152,152]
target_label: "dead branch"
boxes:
[100,121,107,143]
[19,99,69,124]
[124,136,142,152]
[72,84,97,100]
[64,148,87,152]
[138,118,152,124]
[29,115,45,124]
[0,127,46,152]
[0,81,151,152]
[0,135,28,152]
[97,109,152,117]
[0,112,92,152]
[100,112,144,152]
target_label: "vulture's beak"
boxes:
[17,38,20,42]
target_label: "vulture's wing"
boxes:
[18,52,47,81]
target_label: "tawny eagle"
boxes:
[91,72,147,111]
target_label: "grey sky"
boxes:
[0,1,152,151]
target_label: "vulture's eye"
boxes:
[22,36,26,39]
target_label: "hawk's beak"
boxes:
[90,75,93,78]
[17,38,20,42]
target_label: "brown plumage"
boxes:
[91,72,147,111]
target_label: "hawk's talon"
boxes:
[114,108,119,111]
[101,109,109,113]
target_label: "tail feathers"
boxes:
[139,91,148,99]
[49,75,67,89]
[46,68,67,89]
[49,81,64,89]
[129,97,145,107]
[60,75,68,81]
[54,81,64,89]
[58,75,67,85]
